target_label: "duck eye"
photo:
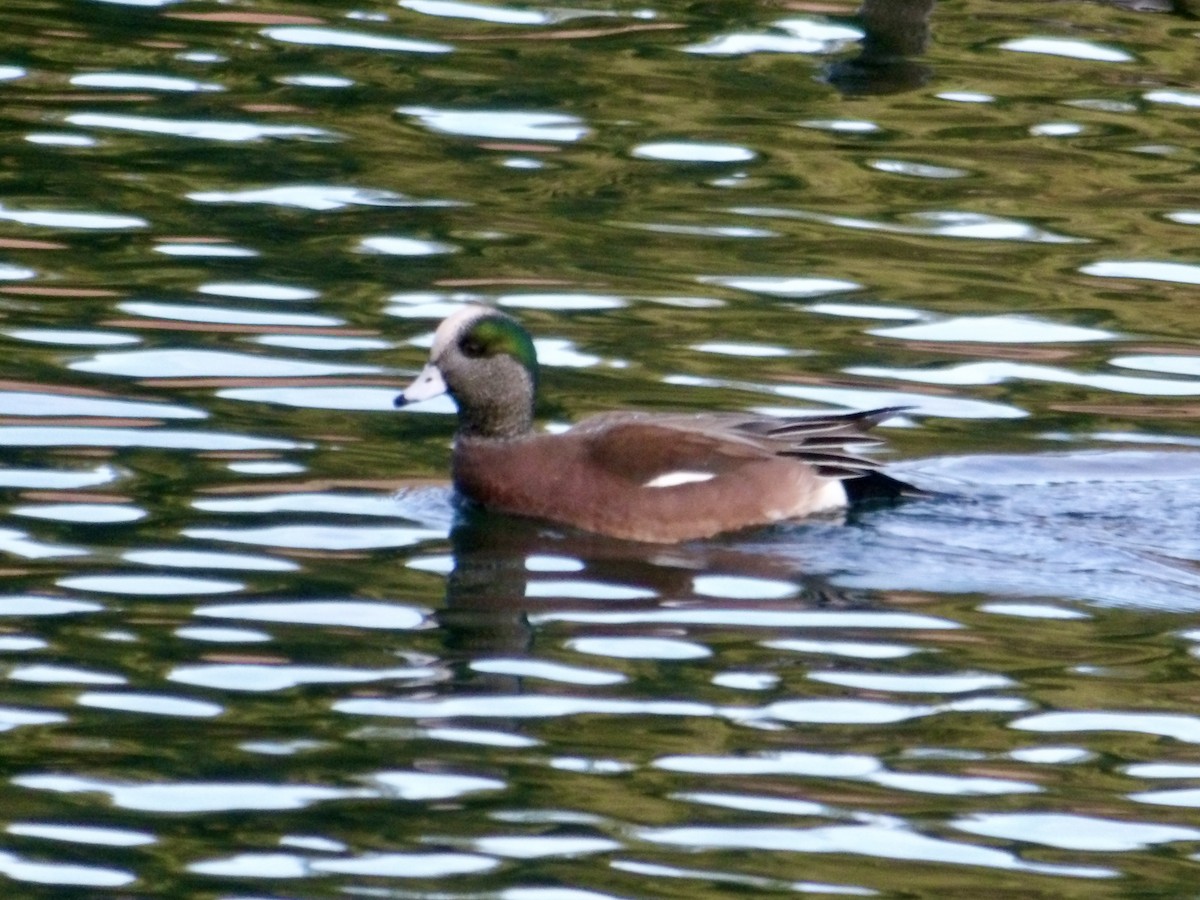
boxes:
[459,335,487,358]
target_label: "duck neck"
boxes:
[456,396,534,441]
[445,354,538,441]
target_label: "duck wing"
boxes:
[575,407,908,483]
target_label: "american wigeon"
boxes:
[396,305,918,543]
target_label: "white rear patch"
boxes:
[808,479,848,513]
[643,471,716,489]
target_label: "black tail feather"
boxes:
[843,469,927,504]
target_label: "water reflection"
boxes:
[261,25,453,54]
[685,18,861,57]
[65,113,332,143]
[188,185,454,210]
[730,207,1085,243]
[1000,37,1134,63]
[399,108,590,142]
[0,205,145,230]
[824,0,935,95]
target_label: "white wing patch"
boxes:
[643,470,716,489]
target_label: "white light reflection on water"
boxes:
[0,852,134,887]
[1113,356,1200,378]
[194,600,431,630]
[6,822,155,846]
[638,823,1114,878]
[699,275,861,297]
[631,142,756,163]
[76,692,223,718]
[70,72,224,92]
[401,0,558,24]
[711,672,779,690]
[58,574,242,595]
[261,26,453,54]
[525,581,655,600]
[870,159,969,179]
[0,392,202,419]
[190,850,498,878]
[693,574,797,598]
[685,18,860,56]
[472,835,620,858]
[1145,90,1200,107]
[217,386,400,410]
[666,373,1026,418]
[9,665,124,685]
[337,694,716,719]
[358,235,459,255]
[119,301,340,327]
[7,329,138,345]
[979,603,1089,620]
[367,769,506,799]
[1081,260,1200,284]
[808,672,1014,693]
[253,334,392,351]
[613,858,875,897]
[66,113,332,143]
[198,281,319,301]
[729,207,1085,243]
[0,596,101,616]
[999,37,1133,63]
[193,493,422,517]
[470,658,625,686]
[1013,711,1200,743]
[0,204,145,229]
[399,108,589,142]
[174,626,271,644]
[13,504,145,523]
[691,342,794,357]
[153,243,257,257]
[846,361,1200,396]
[498,293,625,311]
[952,813,1200,852]
[567,636,711,659]
[764,638,919,659]
[13,775,371,812]
[167,663,438,692]
[189,185,456,210]
[870,315,1113,343]
[0,427,303,451]
[278,74,355,88]
[122,549,298,572]
[530,609,959,629]
[0,637,47,651]
[71,348,379,379]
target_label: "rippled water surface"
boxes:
[2,0,1200,895]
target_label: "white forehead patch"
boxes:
[430,304,492,360]
[643,471,716,489]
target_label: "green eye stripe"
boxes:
[466,316,539,383]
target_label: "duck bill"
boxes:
[395,363,448,407]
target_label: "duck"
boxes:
[396,305,918,543]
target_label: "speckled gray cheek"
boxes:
[442,352,536,440]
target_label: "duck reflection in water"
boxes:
[824,0,936,96]
[437,502,891,686]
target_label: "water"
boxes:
[1,0,1200,895]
